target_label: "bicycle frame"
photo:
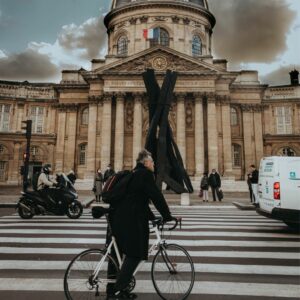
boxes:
[92,221,166,282]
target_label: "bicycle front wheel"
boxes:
[64,249,119,300]
[151,243,195,300]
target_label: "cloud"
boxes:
[58,16,107,60]
[0,14,108,82]
[0,49,59,81]
[209,0,297,65]
[261,65,300,86]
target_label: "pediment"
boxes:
[94,46,222,75]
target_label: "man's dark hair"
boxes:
[250,164,256,168]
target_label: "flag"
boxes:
[143,28,159,39]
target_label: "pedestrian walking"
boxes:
[246,168,253,202]
[93,169,103,203]
[200,172,209,202]
[248,164,259,204]
[104,164,115,183]
[208,169,222,201]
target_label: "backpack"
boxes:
[101,170,134,207]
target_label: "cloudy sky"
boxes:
[0,0,299,85]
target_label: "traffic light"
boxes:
[20,166,25,176]
[21,120,32,139]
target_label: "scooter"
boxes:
[17,173,83,219]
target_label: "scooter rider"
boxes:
[37,164,57,190]
[37,164,57,208]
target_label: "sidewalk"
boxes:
[0,186,251,207]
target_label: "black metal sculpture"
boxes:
[143,69,193,194]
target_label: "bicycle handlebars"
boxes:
[151,217,182,231]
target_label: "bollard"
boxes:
[181,193,190,206]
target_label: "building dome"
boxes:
[113,0,209,10]
[106,0,215,58]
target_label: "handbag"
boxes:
[217,188,224,200]
[198,189,203,198]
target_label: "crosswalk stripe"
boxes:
[0,278,299,298]
[0,260,298,275]
[0,247,299,259]
[0,228,298,238]
[0,236,299,247]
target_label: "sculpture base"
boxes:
[181,193,190,206]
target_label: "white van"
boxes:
[257,156,300,229]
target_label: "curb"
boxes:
[0,203,17,208]
[232,202,256,211]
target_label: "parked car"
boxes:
[256,156,300,230]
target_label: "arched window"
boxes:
[30,146,39,157]
[279,147,296,157]
[192,35,202,56]
[79,144,87,165]
[0,104,11,132]
[0,161,6,181]
[0,144,5,154]
[117,36,128,56]
[232,144,242,167]
[230,107,238,126]
[81,108,89,125]
[150,28,169,47]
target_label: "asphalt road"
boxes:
[0,206,299,300]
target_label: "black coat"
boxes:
[250,169,259,184]
[104,168,115,182]
[208,172,221,188]
[111,163,171,260]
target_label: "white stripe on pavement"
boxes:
[0,237,299,247]
[0,261,299,275]
[0,228,298,238]
[0,278,299,297]
[0,223,288,230]
[0,247,299,259]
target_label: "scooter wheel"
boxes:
[66,200,83,219]
[18,200,34,219]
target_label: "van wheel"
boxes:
[284,222,300,231]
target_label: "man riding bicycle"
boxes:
[107,149,175,300]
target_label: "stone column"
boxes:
[194,94,205,176]
[11,104,18,132]
[55,109,67,172]
[100,94,112,170]
[114,94,125,172]
[176,94,186,166]
[132,94,143,163]
[85,103,98,178]
[16,103,25,132]
[254,109,264,166]
[207,95,219,171]
[10,142,21,183]
[65,108,78,172]
[293,103,300,134]
[221,100,233,176]
[242,107,254,173]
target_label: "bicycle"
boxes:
[64,206,195,300]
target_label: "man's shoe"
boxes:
[107,291,137,299]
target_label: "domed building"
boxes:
[0,0,299,187]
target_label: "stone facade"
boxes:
[0,0,299,185]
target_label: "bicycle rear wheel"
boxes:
[151,243,195,300]
[64,249,119,300]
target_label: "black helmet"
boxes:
[42,164,52,174]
